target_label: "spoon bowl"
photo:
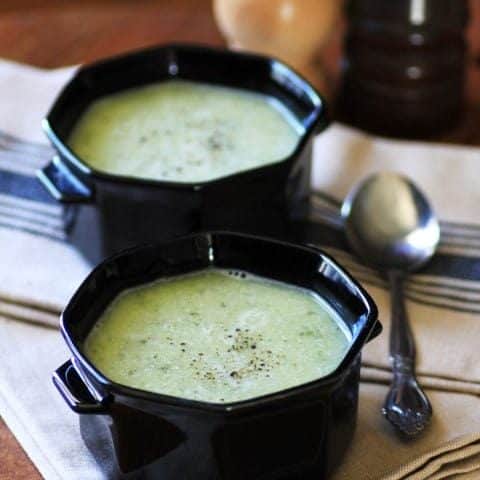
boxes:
[341,172,440,436]
[342,172,440,272]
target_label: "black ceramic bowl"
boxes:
[53,232,380,480]
[38,44,328,264]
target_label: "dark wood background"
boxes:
[1,0,479,145]
[0,1,479,478]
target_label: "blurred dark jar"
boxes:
[337,0,470,139]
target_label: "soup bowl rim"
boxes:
[43,43,328,191]
[59,231,380,415]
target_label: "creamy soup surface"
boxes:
[84,270,350,404]
[68,80,302,183]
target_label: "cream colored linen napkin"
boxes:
[311,127,480,399]
[1,316,479,480]
[0,58,479,480]
[332,384,480,480]
[0,60,88,327]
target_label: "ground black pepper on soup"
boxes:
[84,269,350,403]
[68,80,302,183]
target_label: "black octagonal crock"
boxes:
[38,44,328,264]
[53,232,380,480]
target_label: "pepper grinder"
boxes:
[213,0,341,93]
[337,0,470,139]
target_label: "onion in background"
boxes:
[213,0,341,92]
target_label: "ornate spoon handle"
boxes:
[383,271,432,436]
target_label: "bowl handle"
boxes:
[366,320,383,343]
[314,104,330,135]
[37,156,93,203]
[53,359,107,414]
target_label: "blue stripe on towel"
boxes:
[298,221,480,283]
[0,169,57,204]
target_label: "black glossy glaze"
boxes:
[38,44,328,264]
[53,232,380,480]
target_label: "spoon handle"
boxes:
[383,270,432,436]
[388,271,416,363]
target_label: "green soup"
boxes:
[68,80,301,183]
[84,270,350,404]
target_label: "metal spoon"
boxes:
[341,172,440,436]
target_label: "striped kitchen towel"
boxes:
[0,58,479,480]
[1,57,480,394]
[0,60,89,327]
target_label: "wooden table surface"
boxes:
[1,1,480,479]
